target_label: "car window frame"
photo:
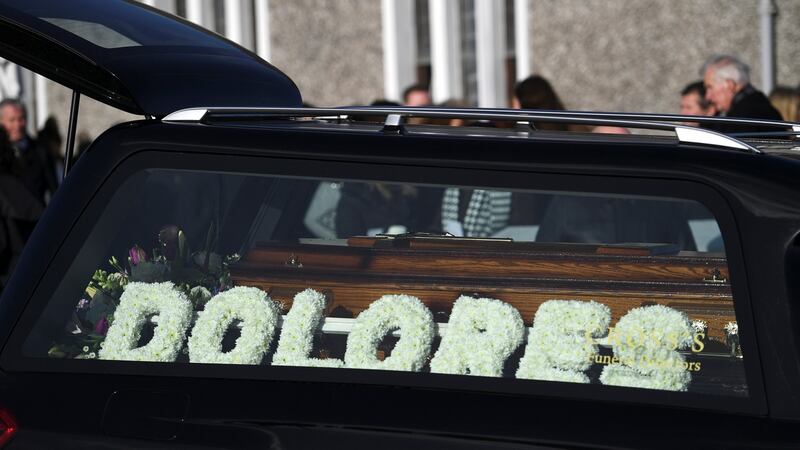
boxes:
[0,147,767,416]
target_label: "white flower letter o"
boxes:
[345,294,434,371]
[273,288,343,368]
[429,296,525,377]
[99,282,193,362]
[188,286,280,365]
[516,300,611,383]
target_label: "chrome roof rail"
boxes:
[159,106,800,154]
[162,108,208,122]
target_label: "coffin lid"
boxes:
[0,0,301,117]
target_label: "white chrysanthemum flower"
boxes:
[273,289,343,368]
[691,319,708,333]
[724,321,738,335]
[517,300,611,383]
[344,294,434,371]
[99,282,193,362]
[599,363,691,391]
[600,305,693,391]
[430,296,524,377]
[188,286,280,365]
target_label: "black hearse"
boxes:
[1,1,800,449]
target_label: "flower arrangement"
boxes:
[429,296,524,377]
[516,300,611,383]
[691,319,708,334]
[273,289,344,368]
[344,294,434,371]
[49,223,239,359]
[98,282,193,362]
[188,286,280,365]
[724,321,741,357]
[599,305,693,391]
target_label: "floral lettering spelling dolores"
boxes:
[516,300,611,383]
[429,296,525,377]
[345,294,434,371]
[273,289,344,368]
[188,286,281,365]
[98,283,703,391]
[98,282,193,362]
[599,305,694,391]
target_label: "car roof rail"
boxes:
[163,107,800,154]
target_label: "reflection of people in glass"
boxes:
[440,188,511,238]
[335,183,440,237]
[536,196,697,251]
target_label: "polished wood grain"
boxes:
[232,240,735,341]
[238,242,729,283]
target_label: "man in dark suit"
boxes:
[0,99,58,203]
[701,55,783,134]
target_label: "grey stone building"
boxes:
[3,0,797,149]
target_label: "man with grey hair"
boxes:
[0,98,56,203]
[701,54,782,133]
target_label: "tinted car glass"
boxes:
[42,18,141,49]
[18,165,747,400]
[8,0,229,49]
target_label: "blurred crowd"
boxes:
[0,53,798,288]
[0,98,91,288]
[374,54,797,134]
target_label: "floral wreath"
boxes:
[98,282,193,362]
[599,304,693,391]
[429,295,524,377]
[188,286,280,365]
[273,289,344,368]
[344,294,434,371]
[517,300,611,383]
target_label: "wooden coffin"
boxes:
[230,235,734,343]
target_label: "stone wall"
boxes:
[269,0,384,107]
[42,0,800,148]
[527,0,800,114]
[774,0,800,90]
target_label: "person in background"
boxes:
[350,99,401,123]
[701,55,782,133]
[37,116,64,185]
[512,74,570,131]
[335,182,441,238]
[0,126,43,290]
[402,84,431,107]
[592,126,630,134]
[680,81,717,127]
[0,99,57,203]
[769,86,799,123]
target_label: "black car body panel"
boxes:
[1,1,800,448]
[1,119,800,448]
[0,0,301,116]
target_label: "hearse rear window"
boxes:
[23,168,746,398]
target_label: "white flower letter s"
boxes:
[273,289,344,368]
[430,296,524,377]
[99,282,193,362]
[600,305,693,391]
[188,286,280,365]
[345,294,434,371]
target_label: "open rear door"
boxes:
[0,0,301,117]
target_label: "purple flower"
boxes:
[128,245,147,266]
[94,317,109,336]
[76,299,89,310]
